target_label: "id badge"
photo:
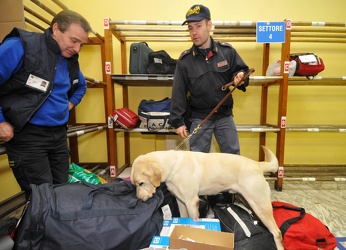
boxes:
[25,74,49,92]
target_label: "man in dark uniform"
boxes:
[169,4,249,154]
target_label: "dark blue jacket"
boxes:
[169,37,249,128]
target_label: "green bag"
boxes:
[68,163,107,185]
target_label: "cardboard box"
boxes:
[0,0,24,22]
[0,22,25,41]
[149,217,233,249]
[148,236,170,249]
[170,225,234,250]
[0,0,25,41]
[160,217,221,236]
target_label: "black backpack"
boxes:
[14,180,164,250]
[147,50,177,74]
[213,203,277,250]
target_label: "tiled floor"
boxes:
[270,180,346,249]
[269,180,346,238]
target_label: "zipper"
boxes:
[36,186,44,231]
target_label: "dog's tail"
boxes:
[260,145,279,173]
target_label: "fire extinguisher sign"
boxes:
[110,166,116,178]
[281,116,287,128]
[104,18,110,29]
[105,62,111,75]
[278,166,284,178]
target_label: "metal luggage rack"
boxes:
[111,74,282,86]
[114,124,280,134]
[286,124,346,132]
[0,124,108,155]
[110,20,258,43]
[110,20,346,43]
[288,76,346,86]
[105,19,346,189]
[290,21,346,44]
[265,164,346,183]
[111,73,282,135]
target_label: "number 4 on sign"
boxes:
[269,34,272,39]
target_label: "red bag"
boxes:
[272,201,336,250]
[111,107,139,130]
[290,53,325,79]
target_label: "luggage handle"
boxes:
[316,238,328,248]
[132,41,149,51]
[143,97,170,104]
[226,206,252,237]
[272,204,306,237]
[81,181,138,210]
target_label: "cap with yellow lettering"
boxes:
[182,4,211,25]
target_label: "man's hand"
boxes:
[175,125,188,139]
[68,101,75,110]
[233,71,245,87]
[0,122,14,142]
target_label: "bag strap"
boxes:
[82,180,137,210]
[8,200,30,239]
[272,203,306,237]
[226,206,252,237]
[144,97,170,104]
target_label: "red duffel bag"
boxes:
[272,201,336,250]
[111,107,139,130]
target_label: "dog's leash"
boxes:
[175,68,255,150]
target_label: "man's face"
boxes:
[187,19,212,48]
[52,22,88,58]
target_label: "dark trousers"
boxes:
[5,124,70,199]
[189,116,240,154]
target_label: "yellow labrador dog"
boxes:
[131,146,283,250]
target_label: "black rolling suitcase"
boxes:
[129,42,153,74]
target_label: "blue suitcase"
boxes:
[129,42,153,74]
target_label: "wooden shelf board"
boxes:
[111,74,282,86]
[112,74,346,86]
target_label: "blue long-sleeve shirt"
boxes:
[0,37,87,126]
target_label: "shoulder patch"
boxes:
[179,49,191,60]
[219,42,233,48]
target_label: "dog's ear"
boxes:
[145,164,162,187]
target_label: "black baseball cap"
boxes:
[182,4,211,25]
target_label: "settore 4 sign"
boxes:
[256,21,286,43]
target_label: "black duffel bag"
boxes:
[147,50,177,74]
[14,180,164,250]
[213,203,277,250]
